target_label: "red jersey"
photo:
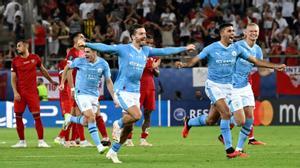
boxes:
[11,54,41,95]
[140,57,159,91]
[65,47,85,81]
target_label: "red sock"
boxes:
[127,132,133,139]
[58,129,66,138]
[71,123,78,141]
[96,115,108,138]
[248,126,254,139]
[15,113,25,140]
[77,124,85,141]
[64,125,71,141]
[33,113,44,139]
[140,132,148,139]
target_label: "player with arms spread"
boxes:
[81,23,195,163]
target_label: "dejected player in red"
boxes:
[125,35,161,146]
[11,40,57,148]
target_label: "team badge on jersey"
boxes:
[31,59,35,63]
[97,68,103,73]
[231,51,237,57]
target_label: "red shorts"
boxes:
[140,90,155,111]
[14,92,40,113]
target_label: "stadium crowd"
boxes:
[0,0,299,69]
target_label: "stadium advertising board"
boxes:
[0,100,169,128]
[170,100,210,126]
[254,99,300,125]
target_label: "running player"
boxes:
[176,23,285,158]
[60,47,116,154]
[80,23,195,163]
[125,35,161,147]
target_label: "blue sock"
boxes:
[230,115,237,126]
[117,118,124,128]
[70,116,84,125]
[111,142,122,152]
[188,114,207,126]
[236,118,253,151]
[88,122,101,146]
[220,119,232,150]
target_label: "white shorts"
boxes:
[115,90,140,111]
[230,84,255,112]
[205,79,233,104]
[74,94,99,113]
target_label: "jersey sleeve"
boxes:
[237,45,250,60]
[69,58,81,69]
[86,43,120,54]
[35,55,42,67]
[198,46,209,59]
[147,46,186,56]
[256,46,263,60]
[103,61,111,79]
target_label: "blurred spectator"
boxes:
[94,2,107,32]
[67,12,82,35]
[103,25,116,44]
[57,20,70,56]
[13,15,24,43]
[179,16,192,45]
[48,18,60,55]
[150,22,175,47]
[83,12,95,39]
[79,0,96,19]
[160,7,176,26]
[142,0,156,17]
[13,4,23,24]
[3,0,21,32]
[145,4,160,23]
[281,0,294,26]
[32,19,47,57]
[275,10,288,33]
[222,9,235,24]
[91,24,105,42]
[107,14,122,41]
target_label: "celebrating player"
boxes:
[176,23,285,158]
[81,23,195,163]
[60,47,117,154]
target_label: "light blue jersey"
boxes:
[233,40,263,88]
[198,41,249,84]
[86,43,186,92]
[70,57,111,97]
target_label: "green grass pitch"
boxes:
[0,126,299,168]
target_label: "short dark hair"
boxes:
[128,24,144,36]
[71,32,83,41]
[219,23,233,34]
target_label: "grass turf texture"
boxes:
[0,126,299,168]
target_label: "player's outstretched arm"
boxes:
[148,44,196,56]
[175,56,201,68]
[40,64,58,85]
[77,39,119,53]
[248,56,286,71]
[11,72,21,102]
